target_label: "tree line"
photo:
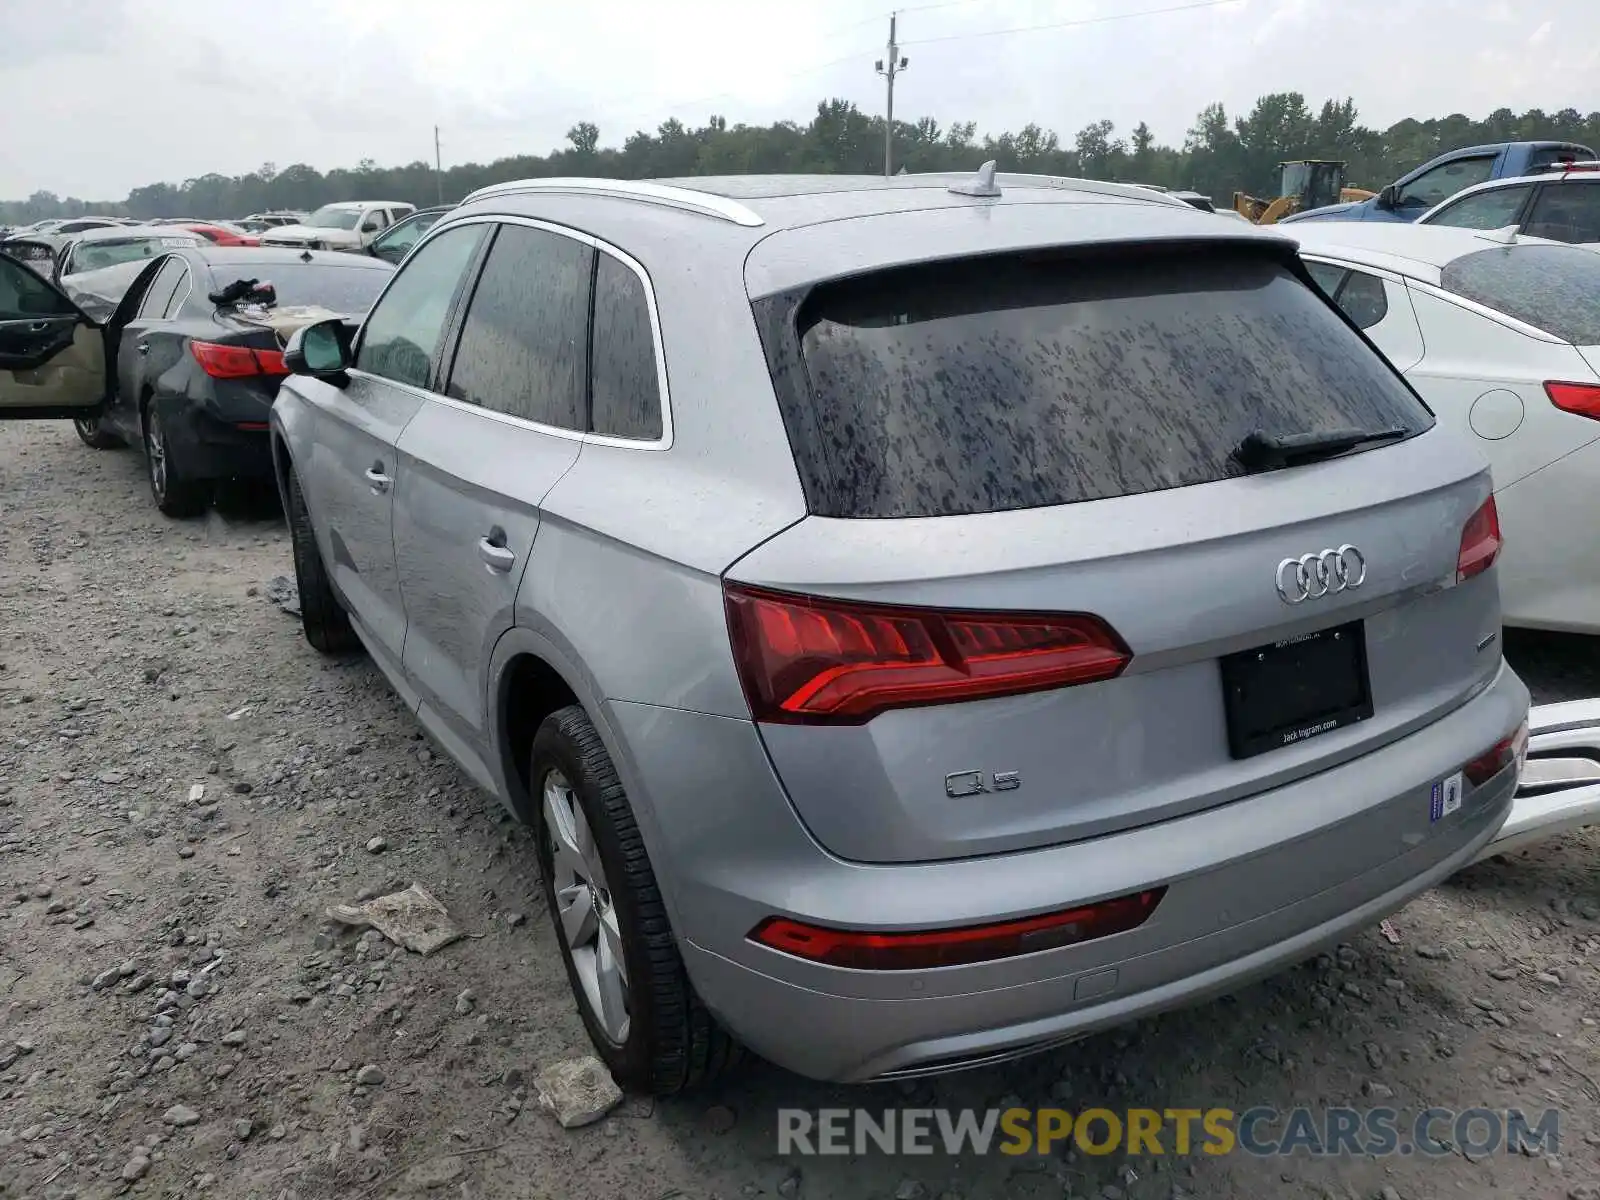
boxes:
[5,94,1598,225]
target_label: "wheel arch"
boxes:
[485,626,686,923]
[268,428,293,513]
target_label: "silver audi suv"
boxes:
[253,169,1525,1091]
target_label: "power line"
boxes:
[899,0,1246,47]
[820,0,996,39]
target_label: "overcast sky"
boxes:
[1,0,1595,200]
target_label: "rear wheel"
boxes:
[533,705,740,1094]
[284,467,360,654]
[73,416,122,449]
[142,403,207,518]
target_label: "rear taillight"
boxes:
[1464,720,1530,786]
[749,888,1165,970]
[1456,496,1503,584]
[1546,381,1600,421]
[189,341,289,379]
[723,584,1131,725]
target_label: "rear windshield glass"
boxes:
[1440,244,1600,345]
[210,264,390,315]
[763,250,1433,518]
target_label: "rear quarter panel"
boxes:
[515,210,809,716]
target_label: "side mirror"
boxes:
[1375,184,1398,211]
[283,318,352,384]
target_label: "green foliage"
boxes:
[5,96,1599,223]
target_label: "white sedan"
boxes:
[1287,223,1600,633]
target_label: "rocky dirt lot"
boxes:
[5,418,1600,1200]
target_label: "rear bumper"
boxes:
[159,397,274,481]
[607,663,1526,1082]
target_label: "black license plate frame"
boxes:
[1219,620,1374,759]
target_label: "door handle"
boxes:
[477,530,515,573]
[136,342,150,355]
[26,321,51,333]
[364,463,391,495]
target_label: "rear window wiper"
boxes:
[1233,426,1409,473]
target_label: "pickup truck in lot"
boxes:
[1281,140,1596,224]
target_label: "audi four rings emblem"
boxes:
[1275,545,1367,604]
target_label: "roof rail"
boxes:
[910,169,1192,208]
[459,178,765,227]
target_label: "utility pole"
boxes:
[875,14,907,177]
[434,126,444,205]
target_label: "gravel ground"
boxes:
[4,418,1600,1200]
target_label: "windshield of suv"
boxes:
[305,206,363,231]
[1441,243,1600,345]
[762,248,1434,518]
[66,235,196,275]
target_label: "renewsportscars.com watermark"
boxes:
[777,1106,1561,1158]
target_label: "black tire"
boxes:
[284,467,360,655]
[533,705,740,1094]
[73,415,122,449]
[141,401,208,518]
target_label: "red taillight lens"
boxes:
[189,341,289,379]
[1546,381,1600,421]
[723,584,1131,725]
[1464,720,1530,786]
[1456,496,1502,584]
[750,888,1165,970]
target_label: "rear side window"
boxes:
[1304,262,1346,296]
[757,250,1433,518]
[1441,244,1600,345]
[1334,271,1388,330]
[1522,183,1600,244]
[446,223,593,429]
[589,253,663,440]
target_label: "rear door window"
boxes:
[1522,183,1600,244]
[757,249,1434,518]
[1440,243,1600,344]
[137,259,185,320]
[1423,185,1533,230]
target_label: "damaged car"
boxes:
[52,224,205,284]
[0,246,393,516]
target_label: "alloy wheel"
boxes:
[145,410,167,499]
[543,768,630,1044]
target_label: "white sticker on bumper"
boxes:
[1430,771,1464,822]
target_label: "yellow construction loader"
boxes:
[1232,160,1376,224]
